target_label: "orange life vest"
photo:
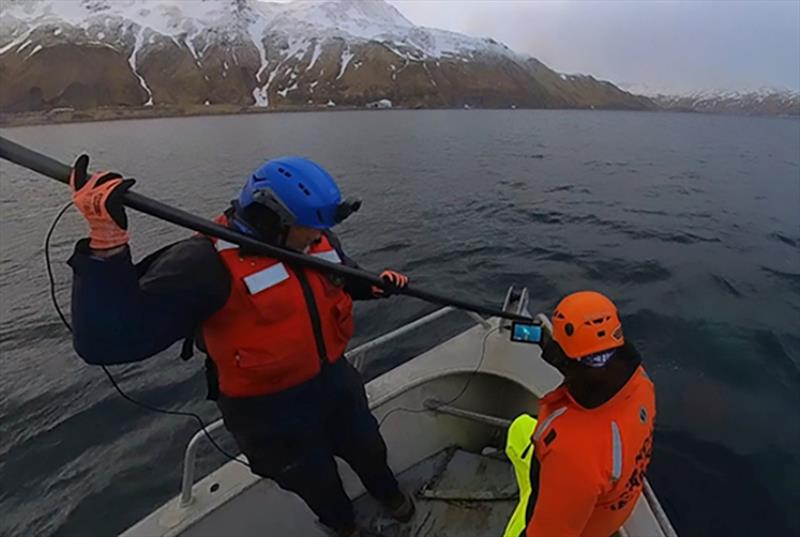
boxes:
[202,215,354,398]
[526,366,656,537]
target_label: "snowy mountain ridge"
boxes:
[1,0,515,65]
[653,88,798,117]
[617,82,799,116]
[0,0,652,114]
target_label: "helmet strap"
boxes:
[277,225,291,248]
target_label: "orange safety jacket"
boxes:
[525,366,656,537]
[202,215,354,398]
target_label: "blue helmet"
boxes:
[236,156,359,232]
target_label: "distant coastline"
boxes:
[0,103,360,128]
[0,103,637,128]
[2,103,798,129]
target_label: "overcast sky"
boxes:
[386,0,799,94]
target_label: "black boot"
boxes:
[381,490,415,523]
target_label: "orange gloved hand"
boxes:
[372,270,409,297]
[69,154,136,250]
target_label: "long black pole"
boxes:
[0,135,531,322]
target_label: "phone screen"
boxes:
[511,321,543,344]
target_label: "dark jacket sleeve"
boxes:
[324,231,377,301]
[67,236,230,365]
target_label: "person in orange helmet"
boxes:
[523,291,656,537]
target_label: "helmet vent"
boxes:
[277,167,293,178]
[297,182,312,196]
[597,330,606,337]
[592,318,604,325]
[316,210,323,223]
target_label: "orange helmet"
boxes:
[551,291,624,359]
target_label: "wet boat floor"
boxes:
[354,447,518,537]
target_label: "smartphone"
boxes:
[510,320,543,344]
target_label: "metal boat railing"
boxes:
[179,306,488,507]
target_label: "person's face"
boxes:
[285,225,322,251]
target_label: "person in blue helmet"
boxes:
[67,154,413,536]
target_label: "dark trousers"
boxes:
[217,359,400,531]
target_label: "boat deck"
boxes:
[355,447,517,537]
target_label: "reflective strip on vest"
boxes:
[611,420,623,482]
[311,249,341,263]
[216,239,238,252]
[533,406,567,442]
[243,263,290,295]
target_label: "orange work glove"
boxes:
[372,270,409,297]
[69,154,136,250]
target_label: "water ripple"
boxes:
[711,274,744,298]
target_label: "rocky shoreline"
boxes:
[5,102,800,129]
[0,102,653,128]
[0,103,349,127]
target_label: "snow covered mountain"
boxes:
[0,0,652,113]
[618,83,799,117]
[649,88,799,117]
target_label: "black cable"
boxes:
[44,203,74,330]
[378,325,500,429]
[45,202,249,468]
